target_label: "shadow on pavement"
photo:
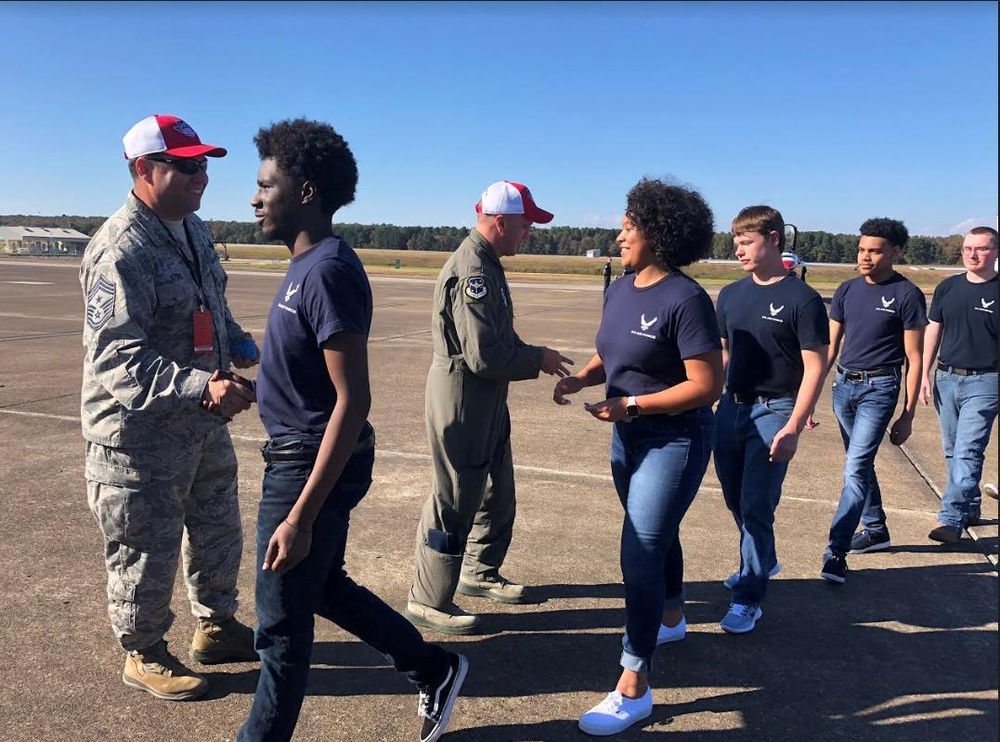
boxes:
[203,562,996,740]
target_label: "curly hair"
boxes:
[254,118,357,216]
[731,205,786,250]
[625,178,715,269]
[859,217,909,248]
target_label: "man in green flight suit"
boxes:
[406,181,573,634]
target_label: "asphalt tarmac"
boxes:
[0,257,996,742]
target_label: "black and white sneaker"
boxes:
[821,554,848,584]
[418,653,469,742]
[849,529,891,554]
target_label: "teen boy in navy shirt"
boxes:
[238,119,466,742]
[920,226,998,543]
[714,206,829,634]
[821,218,926,583]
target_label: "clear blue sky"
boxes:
[1,1,997,236]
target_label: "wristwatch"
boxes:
[625,395,640,420]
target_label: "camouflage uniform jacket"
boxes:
[431,229,543,381]
[80,192,246,447]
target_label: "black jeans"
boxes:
[238,433,449,742]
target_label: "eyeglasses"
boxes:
[145,155,208,175]
[961,246,997,254]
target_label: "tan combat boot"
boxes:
[457,573,527,604]
[405,601,480,635]
[122,641,208,701]
[189,617,259,665]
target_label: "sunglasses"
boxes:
[145,155,208,175]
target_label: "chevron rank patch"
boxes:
[86,275,117,330]
[464,276,488,301]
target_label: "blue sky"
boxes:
[1,1,997,236]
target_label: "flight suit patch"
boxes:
[464,276,488,301]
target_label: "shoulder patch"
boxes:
[86,275,117,330]
[464,276,488,301]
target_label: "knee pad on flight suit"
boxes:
[427,529,465,555]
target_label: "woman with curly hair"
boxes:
[553,178,724,736]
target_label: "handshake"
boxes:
[201,368,257,421]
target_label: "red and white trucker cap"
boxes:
[475,181,554,224]
[122,114,227,160]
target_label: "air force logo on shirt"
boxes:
[279,281,300,315]
[876,295,897,314]
[976,297,996,314]
[630,313,658,339]
[761,303,785,323]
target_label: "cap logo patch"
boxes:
[173,121,197,139]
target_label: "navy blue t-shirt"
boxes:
[716,274,829,396]
[595,272,721,398]
[257,237,373,438]
[831,273,927,370]
[929,273,998,370]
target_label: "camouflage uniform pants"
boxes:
[85,426,242,652]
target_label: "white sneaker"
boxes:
[578,688,653,736]
[621,615,686,650]
[723,561,781,589]
[984,483,999,501]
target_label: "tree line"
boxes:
[1,214,970,265]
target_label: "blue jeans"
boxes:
[827,370,901,557]
[934,370,998,528]
[712,395,794,606]
[238,432,448,742]
[612,408,714,674]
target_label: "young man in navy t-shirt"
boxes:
[821,218,927,583]
[714,206,829,634]
[238,119,466,742]
[920,226,999,543]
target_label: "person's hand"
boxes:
[583,397,627,423]
[769,425,800,462]
[540,348,574,377]
[888,414,913,446]
[553,376,585,405]
[805,415,819,430]
[201,369,256,419]
[919,378,933,407]
[262,519,312,574]
[231,332,260,369]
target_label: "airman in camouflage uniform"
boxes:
[81,115,259,701]
[406,181,573,635]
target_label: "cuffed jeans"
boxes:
[713,395,794,607]
[827,371,900,557]
[239,432,449,742]
[612,408,714,673]
[934,369,998,528]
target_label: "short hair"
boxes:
[624,178,715,269]
[968,226,998,248]
[731,205,786,250]
[127,157,139,179]
[859,217,909,248]
[253,118,357,216]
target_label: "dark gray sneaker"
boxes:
[418,653,469,742]
[849,529,891,554]
[929,524,962,543]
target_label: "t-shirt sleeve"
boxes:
[928,281,946,323]
[829,283,847,322]
[795,294,830,350]
[301,259,371,346]
[715,288,729,339]
[901,284,929,330]
[676,291,723,358]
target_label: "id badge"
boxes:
[192,309,214,354]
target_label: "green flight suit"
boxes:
[410,229,544,609]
